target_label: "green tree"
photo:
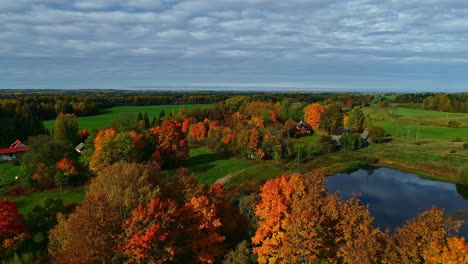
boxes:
[222,240,253,264]
[340,134,362,150]
[368,126,386,143]
[319,103,343,135]
[28,198,66,234]
[53,113,79,145]
[346,107,366,132]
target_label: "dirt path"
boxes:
[214,167,251,185]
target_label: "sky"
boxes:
[1,0,467,92]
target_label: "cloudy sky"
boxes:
[1,0,467,92]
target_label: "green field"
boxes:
[9,188,85,217]
[43,104,209,131]
[0,162,20,181]
[289,135,321,156]
[177,146,283,186]
[364,105,468,141]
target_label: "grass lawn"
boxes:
[224,162,283,187]
[175,146,283,186]
[178,147,257,185]
[363,105,468,141]
[0,162,21,181]
[43,104,209,131]
[8,187,85,218]
[289,134,321,156]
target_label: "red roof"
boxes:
[0,147,29,155]
[10,140,22,148]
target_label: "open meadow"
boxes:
[363,105,468,141]
[43,104,209,131]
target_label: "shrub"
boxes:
[339,134,362,150]
[448,148,456,153]
[448,120,460,128]
[342,161,366,173]
[10,158,20,166]
[451,137,463,142]
[463,143,468,149]
[368,126,385,143]
[458,166,468,184]
[317,136,336,153]
[6,186,26,197]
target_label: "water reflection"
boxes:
[326,168,468,238]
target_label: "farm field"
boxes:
[43,104,209,131]
[363,105,468,141]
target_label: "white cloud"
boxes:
[0,0,468,91]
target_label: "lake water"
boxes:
[326,167,468,238]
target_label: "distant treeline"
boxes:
[394,93,468,112]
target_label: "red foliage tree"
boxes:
[150,120,189,165]
[56,157,78,176]
[119,198,182,264]
[0,198,27,255]
[182,196,226,263]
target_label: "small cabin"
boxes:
[0,140,29,162]
[296,121,312,136]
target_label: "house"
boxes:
[0,140,29,162]
[75,143,85,154]
[331,127,350,145]
[360,130,370,146]
[296,121,312,136]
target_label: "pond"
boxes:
[326,167,468,238]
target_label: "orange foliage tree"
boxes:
[89,128,118,170]
[189,122,207,144]
[150,120,189,166]
[253,172,386,264]
[424,236,468,264]
[303,103,323,129]
[383,207,463,264]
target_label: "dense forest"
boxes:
[1,90,467,263]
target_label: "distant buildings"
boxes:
[0,140,29,162]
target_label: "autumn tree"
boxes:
[0,199,27,256]
[189,122,207,144]
[89,128,118,170]
[424,236,468,264]
[53,113,79,145]
[303,103,323,129]
[252,172,385,264]
[182,195,226,263]
[319,103,343,135]
[119,198,182,264]
[49,195,121,264]
[281,118,296,139]
[150,120,189,166]
[49,163,161,263]
[346,107,366,132]
[383,207,462,264]
[55,157,78,189]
